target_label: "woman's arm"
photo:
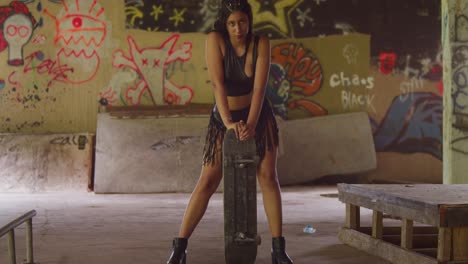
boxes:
[245,35,271,132]
[206,32,242,137]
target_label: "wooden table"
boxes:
[337,184,468,264]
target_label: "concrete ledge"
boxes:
[0,133,93,192]
[94,111,376,193]
[277,112,376,185]
[94,113,209,193]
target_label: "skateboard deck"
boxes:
[223,129,260,264]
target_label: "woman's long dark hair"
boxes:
[212,0,253,38]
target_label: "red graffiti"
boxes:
[23,51,74,88]
[44,0,107,84]
[379,52,396,75]
[289,99,328,116]
[113,34,194,106]
[272,43,323,96]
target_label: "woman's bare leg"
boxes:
[178,159,222,238]
[257,145,283,238]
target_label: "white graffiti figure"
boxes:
[3,14,33,66]
[113,34,194,105]
[343,44,359,65]
[44,0,108,84]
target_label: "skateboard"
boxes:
[223,129,261,264]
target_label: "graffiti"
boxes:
[31,34,45,44]
[272,42,323,95]
[342,44,358,65]
[44,0,108,84]
[373,92,442,160]
[329,72,375,112]
[289,99,327,116]
[151,136,200,151]
[112,34,194,106]
[98,87,117,106]
[125,0,213,32]
[199,0,219,32]
[22,50,74,88]
[266,63,290,119]
[125,1,143,28]
[0,1,37,66]
[295,8,314,28]
[99,70,138,106]
[169,8,186,27]
[400,77,424,102]
[455,15,468,42]
[379,52,396,75]
[378,49,442,84]
[271,41,325,116]
[329,72,374,89]
[334,22,356,35]
[150,4,163,21]
[341,91,375,112]
[50,135,87,145]
[250,0,303,38]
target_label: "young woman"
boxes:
[167,1,293,263]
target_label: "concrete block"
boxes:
[0,133,93,192]
[94,113,209,193]
[276,112,376,185]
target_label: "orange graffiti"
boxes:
[272,43,323,96]
[289,99,327,116]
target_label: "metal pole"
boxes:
[7,229,17,264]
[26,219,34,264]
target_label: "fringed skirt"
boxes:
[202,100,279,166]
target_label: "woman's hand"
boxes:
[239,120,255,141]
[226,121,243,140]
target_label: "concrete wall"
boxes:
[0,0,442,189]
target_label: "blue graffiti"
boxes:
[266,63,289,119]
[373,92,442,160]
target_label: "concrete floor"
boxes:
[0,185,391,264]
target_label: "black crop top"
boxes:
[224,35,259,96]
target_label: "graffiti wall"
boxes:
[122,0,442,181]
[0,0,442,182]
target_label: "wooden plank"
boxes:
[440,205,468,227]
[437,227,452,262]
[372,210,383,239]
[338,191,439,226]
[358,226,438,236]
[106,104,213,118]
[345,204,360,229]
[453,227,468,261]
[338,184,468,227]
[338,227,437,264]
[401,219,414,249]
[338,184,468,205]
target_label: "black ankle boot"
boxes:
[167,237,187,264]
[271,237,293,264]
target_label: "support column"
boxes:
[442,0,468,184]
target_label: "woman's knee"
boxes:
[196,166,222,194]
[257,168,278,186]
